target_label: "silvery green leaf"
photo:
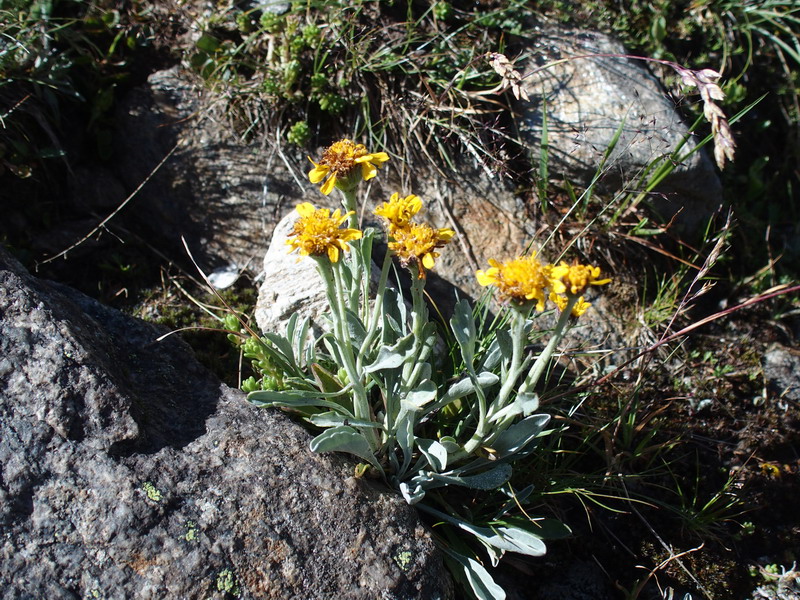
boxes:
[358,228,375,266]
[285,312,299,341]
[491,414,551,459]
[443,549,506,600]
[425,372,499,415]
[262,331,295,366]
[384,313,402,337]
[248,389,354,415]
[496,329,513,360]
[364,333,415,373]
[451,298,477,369]
[321,334,338,361]
[344,309,367,347]
[401,379,437,410]
[490,524,547,556]
[309,426,381,471]
[416,362,432,383]
[431,507,546,558]
[481,337,503,371]
[447,372,499,400]
[382,287,406,335]
[479,539,504,567]
[309,411,382,429]
[416,438,448,471]
[429,464,512,490]
[291,316,311,366]
[438,436,462,454]
[399,481,426,504]
[395,413,415,477]
[488,393,539,423]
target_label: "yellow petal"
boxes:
[341,228,363,242]
[549,279,566,294]
[437,228,455,242]
[370,152,390,164]
[361,161,378,181]
[422,253,435,270]
[475,268,497,286]
[327,244,339,263]
[296,202,316,217]
[320,175,337,195]
[308,160,329,184]
[572,297,590,317]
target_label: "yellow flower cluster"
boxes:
[477,255,610,317]
[286,202,362,263]
[375,192,454,279]
[374,193,422,234]
[308,139,389,195]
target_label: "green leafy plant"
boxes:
[229,138,613,599]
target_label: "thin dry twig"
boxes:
[38,143,180,267]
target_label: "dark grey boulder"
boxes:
[0,247,451,599]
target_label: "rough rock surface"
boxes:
[254,210,331,337]
[0,248,452,600]
[519,26,723,233]
[113,65,297,274]
[763,344,800,403]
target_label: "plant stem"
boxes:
[316,259,377,449]
[493,307,529,412]
[402,265,427,385]
[518,296,578,397]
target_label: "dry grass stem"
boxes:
[674,66,736,170]
[487,52,530,101]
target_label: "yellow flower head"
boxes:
[308,139,390,195]
[476,255,554,310]
[374,193,422,233]
[552,261,611,296]
[550,292,592,317]
[286,202,362,263]
[388,223,454,278]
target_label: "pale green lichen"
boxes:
[184,520,198,542]
[142,481,162,502]
[216,568,240,596]
[393,550,413,571]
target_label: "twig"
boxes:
[38,143,180,267]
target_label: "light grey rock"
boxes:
[0,247,452,600]
[254,210,332,336]
[763,345,800,403]
[518,26,723,234]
